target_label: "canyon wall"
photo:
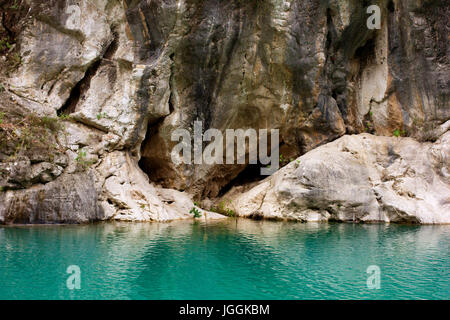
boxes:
[0,0,448,223]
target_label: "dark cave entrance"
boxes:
[217,163,268,197]
[354,36,377,69]
[216,141,295,198]
[137,117,175,187]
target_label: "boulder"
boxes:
[223,132,450,224]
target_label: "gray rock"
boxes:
[0,173,102,224]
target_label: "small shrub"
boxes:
[0,38,10,51]
[75,149,87,161]
[75,149,95,170]
[225,208,236,217]
[40,116,62,132]
[190,207,202,218]
[211,200,236,217]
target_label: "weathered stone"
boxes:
[8,0,114,115]
[222,132,450,224]
[93,151,226,221]
[0,0,448,223]
[0,172,102,224]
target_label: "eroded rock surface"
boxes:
[222,131,450,224]
[0,172,102,224]
[0,0,448,223]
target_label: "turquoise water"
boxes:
[0,219,448,300]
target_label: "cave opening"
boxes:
[216,140,293,198]
[137,117,172,187]
[217,163,269,198]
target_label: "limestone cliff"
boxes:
[0,0,448,223]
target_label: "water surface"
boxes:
[0,220,448,299]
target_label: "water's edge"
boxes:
[1,220,449,300]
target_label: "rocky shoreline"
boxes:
[0,0,448,224]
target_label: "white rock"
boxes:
[224,132,450,224]
[94,151,227,221]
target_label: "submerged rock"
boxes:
[223,132,450,224]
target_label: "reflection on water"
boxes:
[0,220,449,300]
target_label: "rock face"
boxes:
[0,173,102,224]
[0,0,448,223]
[222,131,450,224]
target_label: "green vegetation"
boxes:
[279,154,288,166]
[11,53,21,66]
[0,38,12,51]
[0,0,28,72]
[40,116,62,131]
[75,149,87,162]
[364,110,375,133]
[10,0,20,10]
[211,200,236,217]
[75,149,95,170]
[0,112,65,161]
[96,112,107,120]
[393,129,406,137]
[190,207,202,218]
[279,154,295,167]
[58,113,72,121]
